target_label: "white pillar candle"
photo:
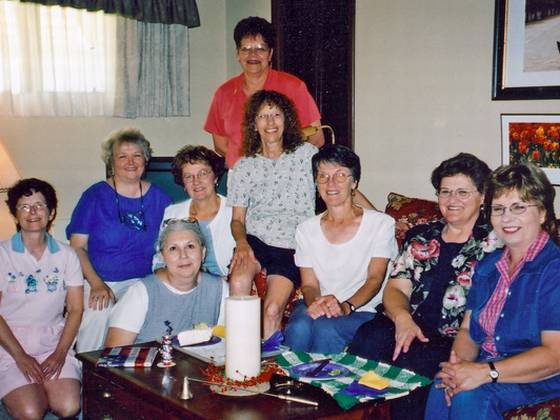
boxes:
[225,296,261,381]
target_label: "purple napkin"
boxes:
[342,380,389,398]
[262,330,284,352]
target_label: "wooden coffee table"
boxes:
[77,344,391,419]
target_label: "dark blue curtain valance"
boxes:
[20,0,200,27]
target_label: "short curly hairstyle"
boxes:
[431,153,491,193]
[233,16,275,49]
[171,145,225,187]
[242,90,304,157]
[485,164,558,243]
[102,128,152,176]
[6,178,58,231]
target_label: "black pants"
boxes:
[348,313,453,420]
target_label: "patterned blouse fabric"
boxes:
[227,142,317,249]
[389,218,498,337]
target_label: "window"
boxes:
[0,0,191,118]
[0,1,115,115]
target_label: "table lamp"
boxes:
[0,141,20,193]
[0,141,20,238]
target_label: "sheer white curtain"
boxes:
[0,1,116,116]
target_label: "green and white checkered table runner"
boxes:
[275,351,432,410]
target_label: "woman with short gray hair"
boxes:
[105,219,227,346]
[66,127,171,352]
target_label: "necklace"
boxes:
[113,177,146,231]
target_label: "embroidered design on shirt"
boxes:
[43,274,59,292]
[25,275,38,294]
[6,272,18,293]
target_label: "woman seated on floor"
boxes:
[0,179,83,419]
[153,145,235,277]
[284,144,397,353]
[425,164,560,420]
[349,153,495,420]
[105,219,227,346]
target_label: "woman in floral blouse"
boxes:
[349,153,497,420]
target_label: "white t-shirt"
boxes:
[109,276,229,333]
[294,209,397,313]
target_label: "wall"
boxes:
[1,0,560,240]
[355,0,560,209]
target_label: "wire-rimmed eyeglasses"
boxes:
[316,171,353,185]
[490,203,540,217]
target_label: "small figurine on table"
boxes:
[157,320,176,368]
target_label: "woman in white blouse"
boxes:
[284,144,397,353]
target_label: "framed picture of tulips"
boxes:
[492,0,560,100]
[501,114,560,184]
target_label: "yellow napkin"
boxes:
[212,324,226,338]
[358,371,391,390]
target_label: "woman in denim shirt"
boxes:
[426,164,560,420]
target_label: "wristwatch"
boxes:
[488,361,499,383]
[344,301,356,313]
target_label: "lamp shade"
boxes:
[0,141,20,193]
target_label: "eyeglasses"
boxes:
[490,203,540,217]
[437,188,476,200]
[183,169,212,184]
[316,171,353,184]
[162,217,198,228]
[256,112,283,121]
[238,45,270,55]
[16,202,48,213]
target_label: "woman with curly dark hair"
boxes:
[242,90,304,157]
[152,145,235,277]
[227,90,317,338]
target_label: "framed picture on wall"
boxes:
[501,114,560,184]
[492,0,560,100]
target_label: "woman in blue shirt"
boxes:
[425,164,560,420]
[66,128,171,352]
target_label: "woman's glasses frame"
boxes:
[316,171,353,185]
[238,44,270,56]
[182,169,213,185]
[16,202,48,213]
[161,217,199,228]
[436,188,477,201]
[490,203,540,217]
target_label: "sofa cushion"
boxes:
[503,398,560,419]
[384,192,441,248]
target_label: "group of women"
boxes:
[1,15,560,420]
